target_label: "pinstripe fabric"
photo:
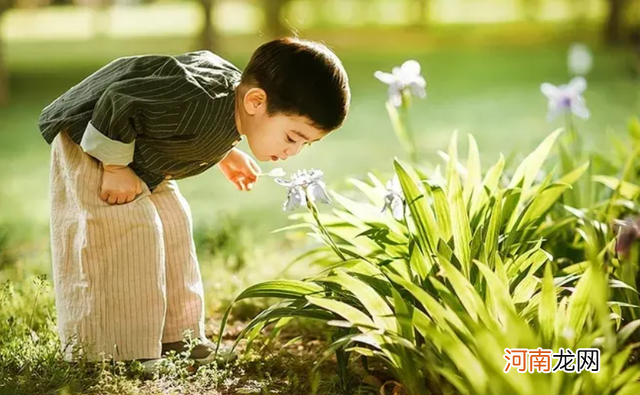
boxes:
[39,51,242,192]
[50,130,205,361]
[148,181,205,343]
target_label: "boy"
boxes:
[38,37,350,372]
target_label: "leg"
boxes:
[148,180,205,343]
[50,130,166,361]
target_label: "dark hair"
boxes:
[241,37,350,132]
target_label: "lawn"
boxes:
[0,26,639,394]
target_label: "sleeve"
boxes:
[80,63,204,166]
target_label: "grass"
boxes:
[0,24,639,394]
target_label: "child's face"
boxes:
[238,88,327,162]
[246,113,325,162]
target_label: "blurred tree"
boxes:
[197,0,217,50]
[605,0,632,44]
[262,0,290,37]
[412,0,429,26]
[0,0,10,106]
[520,0,541,22]
[0,0,52,107]
[75,0,112,38]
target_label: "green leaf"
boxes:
[433,367,472,395]
[593,175,640,200]
[325,270,397,332]
[437,254,491,327]
[507,247,548,279]
[471,154,505,217]
[409,241,431,281]
[344,347,376,357]
[306,296,375,330]
[508,128,563,193]
[629,117,640,143]
[557,161,589,185]
[428,330,488,394]
[392,287,415,343]
[566,266,594,341]
[618,383,640,395]
[469,224,484,263]
[235,280,324,301]
[516,183,571,232]
[464,134,482,205]
[555,296,569,340]
[483,191,503,267]
[539,263,557,345]
[387,272,470,337]
[446,133,472,276]
[394,159,439,253]
[512,276,540,305]
[474,259,517,323]
[349,177,384,207]
[427,182,453,242]
[617,319,640,345]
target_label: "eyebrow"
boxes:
[291,129,322,143]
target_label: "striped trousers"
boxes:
[49,130,205,361]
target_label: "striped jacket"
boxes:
[38,50,243,191]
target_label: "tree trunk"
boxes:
[605,0,630,44]
[0,10,8,108]
[91,0,111,39]
[198,0,216,51]
[263,0,288,38]
[520,0,540,22]
[414,0,428,27]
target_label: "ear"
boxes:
[243,87,267,116]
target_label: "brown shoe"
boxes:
[138,358,168,377]
[162,338,237,366]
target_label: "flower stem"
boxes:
[400,94,419,164]
[564,111,581,157]
[306,197,347,261]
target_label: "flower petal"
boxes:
[374,71,397,85]
[401,60,421,77]
[283,186,306,211]
[568,77,587,95]
[308,169,324,181]
[390,197,404,221]
[568,43,593,76]
[540,82,560,99]
[390,175,402,195]
[274,178,292,187]
[571,97,590,119]
[409,80,427,98]
[267,168,286,178]
[389,86,403,107]
[309,181,331,204]
[547,102,566,122]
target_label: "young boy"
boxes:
[38,37,350,372]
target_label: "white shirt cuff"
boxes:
[80,122,135,166]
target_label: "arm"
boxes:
[82,65,203,204]
[81,73,198,166]
[218,148,261,191]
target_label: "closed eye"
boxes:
[286,135,296,144]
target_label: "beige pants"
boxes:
[49,130,205,361]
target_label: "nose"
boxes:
[284,143,305,158]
